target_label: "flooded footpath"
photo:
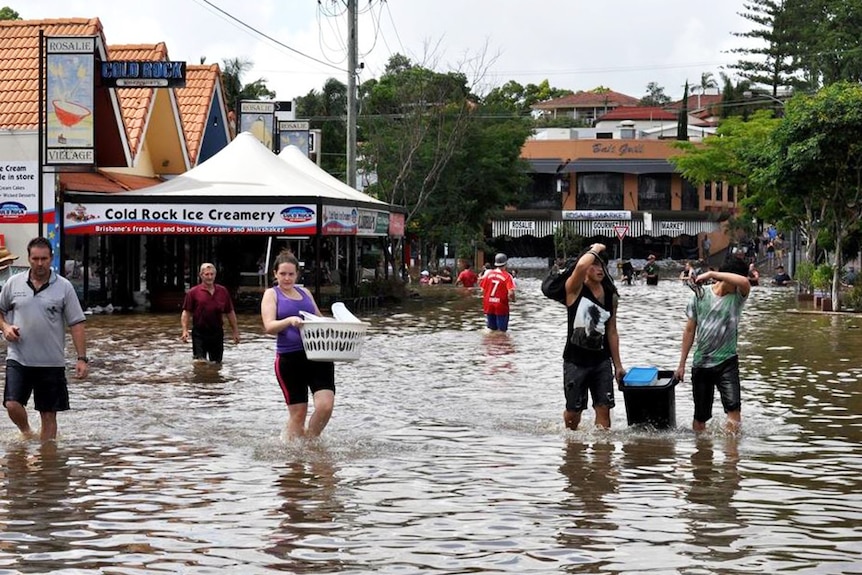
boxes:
[0,278,860,574]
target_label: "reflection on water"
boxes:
[0,280,860,573]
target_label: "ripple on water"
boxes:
[0,282,860,573]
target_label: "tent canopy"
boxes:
[115,132,386,209]
[279,144,388,206]
[64,132,396,236]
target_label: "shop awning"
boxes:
[565,159,676,174]
[60,171,164,193]
[491,218,717,238]
[526,158,570,174]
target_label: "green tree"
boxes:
[221,57,276,111]
[295,78,347,178]
[798,0,862,86]
[639,82,671,107]
[0,6,20,19]
[483,79,572,116]
[729,0,807,95]
[677,81,689,140]
[359,54,531,267]
[763,82,862,307]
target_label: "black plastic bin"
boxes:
[619,369,679,429]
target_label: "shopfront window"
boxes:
[637,174,671,211]
[575,173,623,210]
[681,179,699,211]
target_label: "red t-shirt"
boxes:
[479,268,515,314]
[182,283,234,331]
[456,268,478,288]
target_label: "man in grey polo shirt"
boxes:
[0,237,88,441]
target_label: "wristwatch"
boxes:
[77,356,89,363]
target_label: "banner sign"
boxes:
[322,205,358,235]
[510,221,536,232]
[64,202,318,235]
[238,100,275,150]
[278,120,310,155]
[592,221,621,232]
[659,221,684,232]
[563,210,632,221]
[389,212,405,237]
[0,161,41,223]
[100,60,187,88]
[356,209,390,236]
[46,36,96,165]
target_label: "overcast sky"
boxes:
[24,0,758,102]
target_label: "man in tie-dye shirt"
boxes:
[675,259,750,433]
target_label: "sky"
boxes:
[23,0,759,102]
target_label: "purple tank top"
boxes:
[274,287,317,353]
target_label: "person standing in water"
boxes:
[180,263,240,363]
[562,243,626,430]
[260,250,335,439]
[0,237,89,441]
[675,259,750,434]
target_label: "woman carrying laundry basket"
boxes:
[261,250,335,439]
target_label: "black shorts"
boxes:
[192,328,225,362]
[563,358,615,412]
[691,355,741,423]
[4,360,70,412]
[275,351,335,405]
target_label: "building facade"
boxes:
[490,131,739,263]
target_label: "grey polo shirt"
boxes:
[0,270,86,367]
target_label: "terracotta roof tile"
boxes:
[176,64,221,165]
[0,18,104,130]
[533,89,640,110]
[60,170,162,194]
[106,43,172,157]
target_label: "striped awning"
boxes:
[491,218,718,238]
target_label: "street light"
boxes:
[743,90,789,109]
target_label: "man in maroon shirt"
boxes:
[180,263,240,362]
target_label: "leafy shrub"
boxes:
[843,283,862,311]
[811,263,834,293]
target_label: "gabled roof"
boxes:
[0,17,131,166]
[596,106,678,122]
[175,64,230,165]
[532,89,639,110]
[106,43,168,158]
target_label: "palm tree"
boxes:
[695,72,719,108]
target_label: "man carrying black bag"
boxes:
[545,244,627,430]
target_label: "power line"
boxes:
[191,0,345,73]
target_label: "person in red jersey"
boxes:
[479,253,516,331]
[455,262,479,288]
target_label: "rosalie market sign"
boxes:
[64,202,318,235]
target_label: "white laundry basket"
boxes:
[299,307,369,362]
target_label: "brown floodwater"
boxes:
[0,279,860,574]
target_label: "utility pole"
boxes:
[346,0,358,188]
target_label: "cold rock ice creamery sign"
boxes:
[64,203,318,235]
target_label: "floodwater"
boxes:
[1,278,861,574]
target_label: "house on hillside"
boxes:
[531,89,639,125]
[594,106,716,141]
